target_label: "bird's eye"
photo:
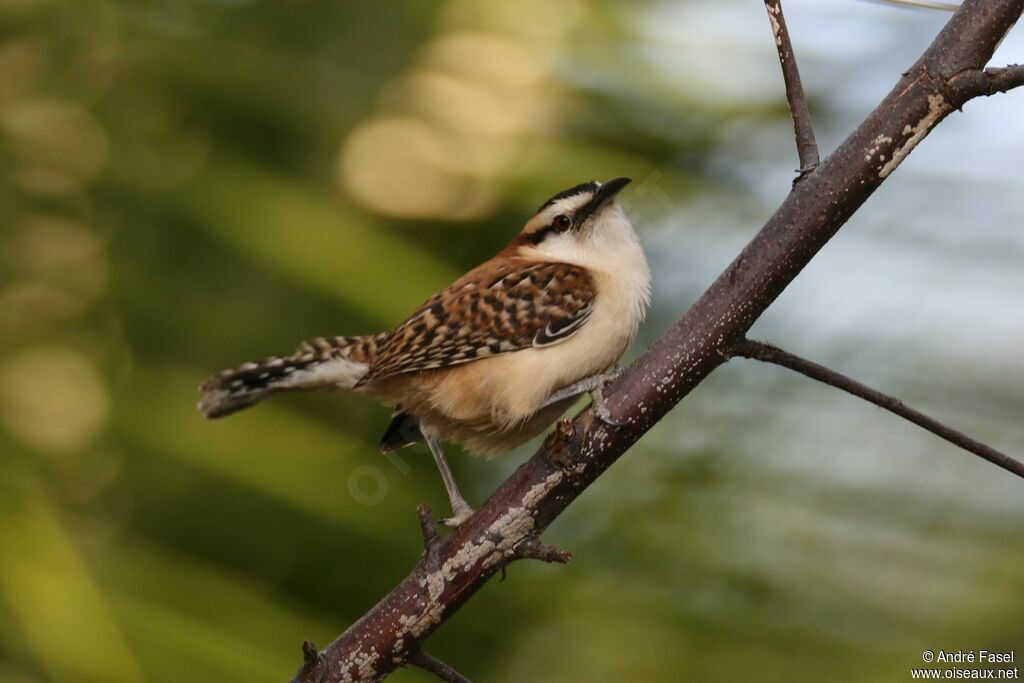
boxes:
[553,215,571,231]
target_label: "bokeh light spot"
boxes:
[0,347,110,455]
[420,32,551,88]
[339,117,491,220]
[2,98,109,196]
[13,215,109,303]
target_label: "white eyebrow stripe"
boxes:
[550,193,594,216]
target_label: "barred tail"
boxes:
[197,334,384,419]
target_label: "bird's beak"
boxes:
[578,177,632,223]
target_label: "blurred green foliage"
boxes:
[1,0,1022,681]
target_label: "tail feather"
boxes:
[197,334,383,418]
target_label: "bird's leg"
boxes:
[425,435,476,527]
[539,367,627,426]
[540,368,622,406]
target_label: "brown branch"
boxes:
[948,64,1024,99]
[764,0,820,177]
[291,2,1024,681]
[732,340,1024,479]
[417,504,440,559]
[410,651,472,683]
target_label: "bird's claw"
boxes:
[592,397,627,426]
[589,380,628,427]
[441,501,476,528]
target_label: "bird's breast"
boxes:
[420,262,649,429]
[366,227,651,455]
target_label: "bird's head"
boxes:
[509,177,636,264]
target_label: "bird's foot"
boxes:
[589,385,627,427]
[590,368,627,427]
[442,499,477,528]
[604,365,626,382]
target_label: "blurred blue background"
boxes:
[0,1,1022,681]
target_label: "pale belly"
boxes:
[363,317,634,456]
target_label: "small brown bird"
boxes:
[198,178,651,525]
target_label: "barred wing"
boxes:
[360,259,596,384]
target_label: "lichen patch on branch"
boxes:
[399,470,565,642]
[879,94,951,178]
[865,134,894,163]
[523,472,564,507]
[767,2,783,47]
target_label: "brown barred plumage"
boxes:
[198,177,649,524]
[197,259,596,422]
[361,259,596,384]
[197,334,385,418]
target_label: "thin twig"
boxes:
[410,651,472,683]
[417,504,439,546]
[764,0,820,177]
[985,65,1024,92]
[296,641,324,683]
[863,0,960,11]
[948,65,1024,100]
[733,339,1024,479]
[417,504,441,562]
[514,538,573,565]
